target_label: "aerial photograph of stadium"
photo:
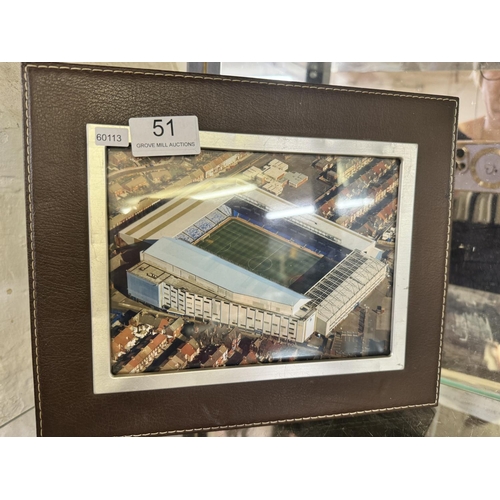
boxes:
[106,147,399,375]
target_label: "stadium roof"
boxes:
[120,187,374,252]
[306,250,385,323]
[144,238,309,307]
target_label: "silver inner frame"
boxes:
[87,124,418,394]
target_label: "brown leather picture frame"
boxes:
[22,63,458,436]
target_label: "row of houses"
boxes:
[335,175,399,227]
[336,157,374,184]
[202,152,251,178]
[110,165,207,202]
[108,150,136,169]
[154,330,230,371]
[118,315,346,373]
[335,175,399,228]
[158,337,201,371]
[108,154,306,203]
[112,315,184,372]
[357,198,398,238]
[196,331,319,368]
[108,152,246,201]
[319,160,394,218]
[109,175,149,199]
[315,156,372,182]
[320,159,397,218]
[118,320,236,373]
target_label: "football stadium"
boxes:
[197,218,321,288]
[124,187,386,343]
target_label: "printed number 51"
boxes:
[153,119,174,137]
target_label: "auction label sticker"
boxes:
[129,116,200,157]
[95,127,129,147]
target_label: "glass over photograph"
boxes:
[106,146,400,376]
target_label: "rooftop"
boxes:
[306,250,385,323]
[144,237,308,307]
[284,171,308,183]
[201,152,235,172]
[125,176,147,188]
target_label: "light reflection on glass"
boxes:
[266,205,315,220]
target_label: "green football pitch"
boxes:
[196,219,320,287]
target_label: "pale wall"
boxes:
[0,62,186,436]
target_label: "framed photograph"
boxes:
[23,63,458,436]
[89,126,416,393]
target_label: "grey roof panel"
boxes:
[144,238,307,307]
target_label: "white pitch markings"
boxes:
[202,221,306,282]
[209,223,246,259]
[250,241,286,273]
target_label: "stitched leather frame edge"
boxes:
[22,63,458,436]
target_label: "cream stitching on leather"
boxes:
[128,402,437,436]
[436,100,458,404]
[23,63,458,437]
[24,64,458,102]
[23,66,43,436]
